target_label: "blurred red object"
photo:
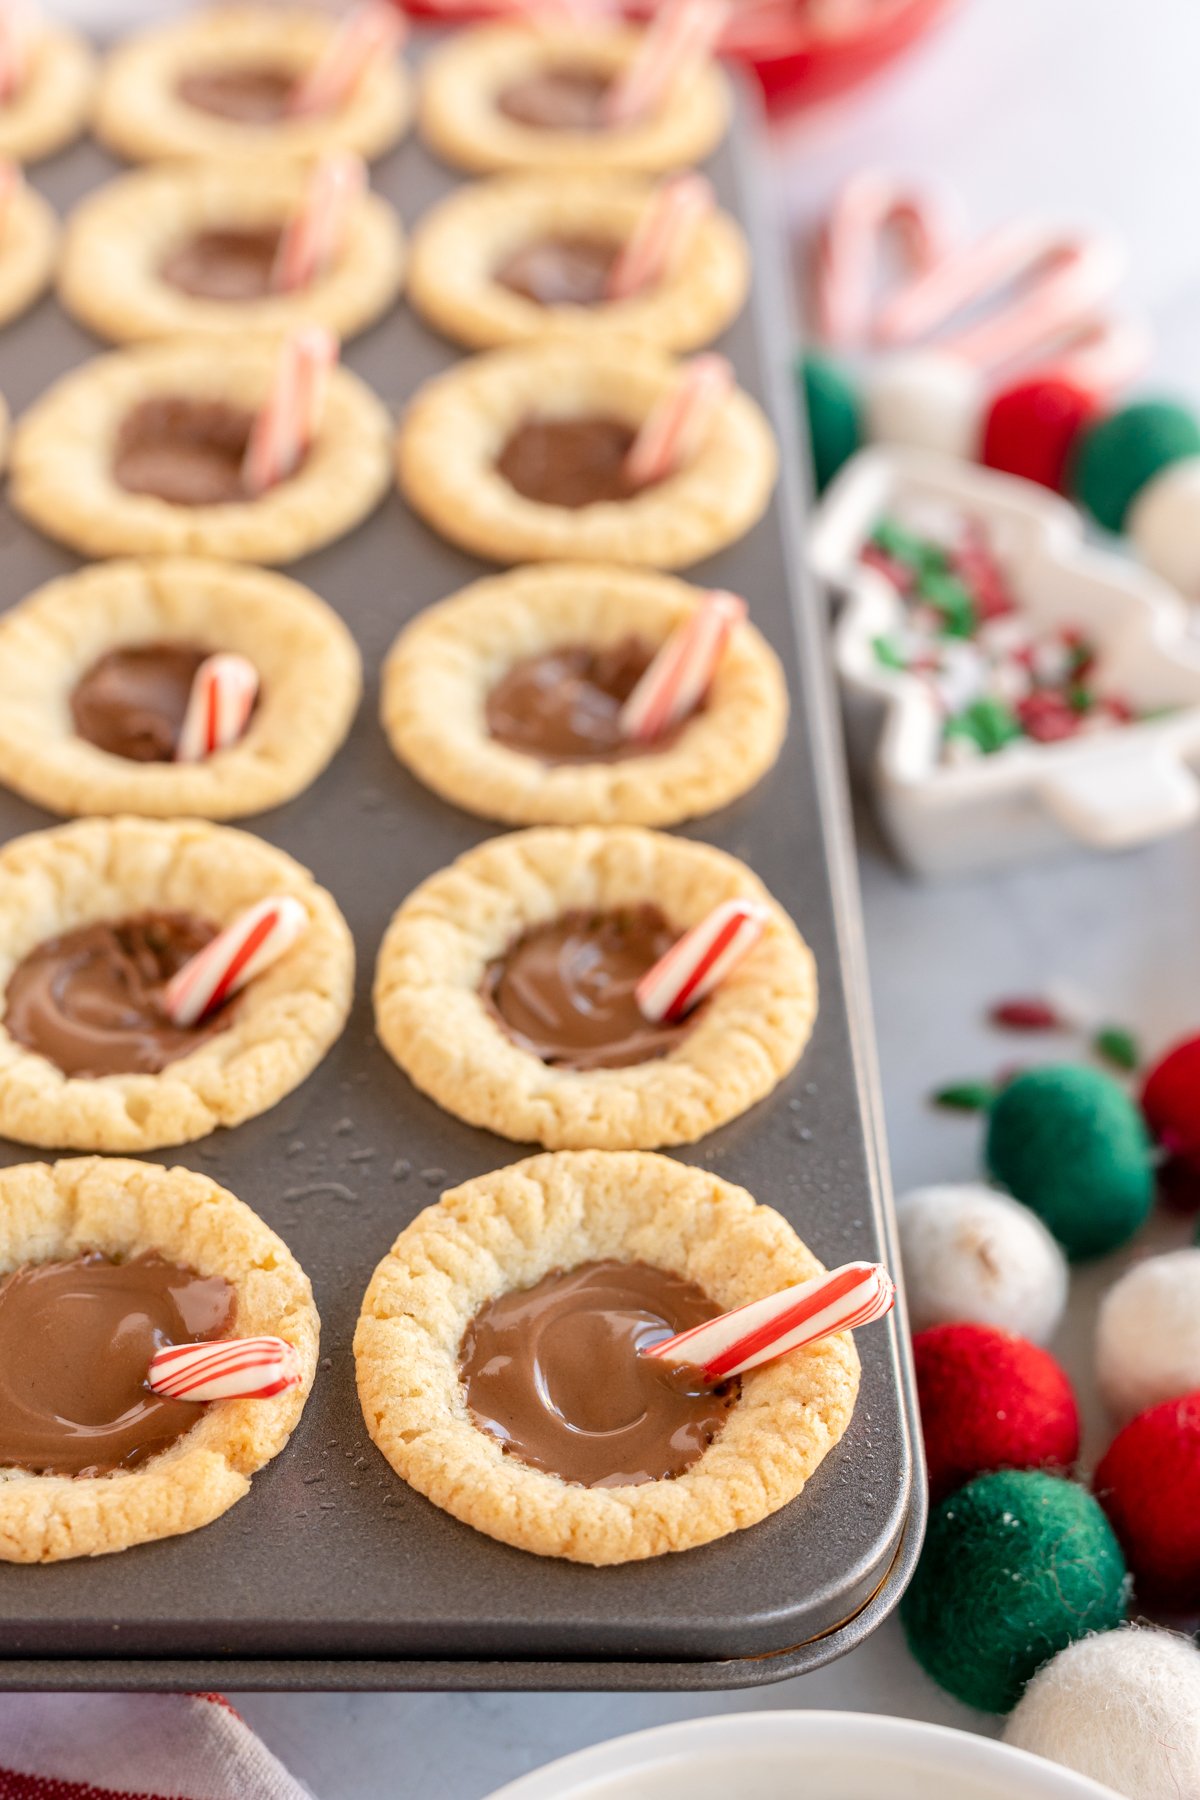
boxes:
[398,0,959,117]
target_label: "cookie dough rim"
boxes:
[0,1155,318,1564]
[355,1149,859,1564]
[418,24,729,175]
[406,170,748,353]
[58,159,406,346]
[373,824,816,1151]
[93,6,412,166]
[0,815,354,1153]
[0,21,95,165]
[0,178,58,329]
[380,563,788,827]
[0,557,363,821]
[396,339,778,571]
[9,337,393,565]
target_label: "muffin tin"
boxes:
[0,44,922,1690]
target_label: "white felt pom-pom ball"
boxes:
[895,1182,1068,1344]
[864,350,983,460]
[1129,454,1200,597]
[1004,1628,1200,1800]
[1095,1248,1200,1421]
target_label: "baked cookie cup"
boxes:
[94,6,412,166]
[406,171,748,353]
[418,23,729,175]
[0,816,353,1152]
[0,175,57,329]
[0,18,94,164]
[355,1150,859,1564]
[0,1156,318,1563]
[396,339,777,570]
[373,826,816,1150]
[9,337,392,564]
[381,564,788,827]
[0,558,361,820]
[59,159,405,346]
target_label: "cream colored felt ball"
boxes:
[1095,1248,1200,1421]
[895,1182,1068,1344]
[864,350,983,460]
[1129,454,1200,597]
[1004,1628,1200,1800]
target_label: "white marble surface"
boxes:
[181,0,1196,1789]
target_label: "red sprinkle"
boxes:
[861,545,913,589]
[989,998,1064,1031]
[1018,691,1081,743]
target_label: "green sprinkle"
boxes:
[872,634,909,671]
[932,1081,999,1112]
[918,570,977,638]
[945,697,1022,755]
[1093,1026,1141,1073]
[1067,684,1095,713]
[871,517,926,565]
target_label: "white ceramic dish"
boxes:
[809,448,1200,877]
[484,1710,1120,1799]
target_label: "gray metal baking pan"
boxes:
[0,41,925,1689]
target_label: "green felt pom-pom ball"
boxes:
[986,1064,1153,1260]
[797,351,862,493]
[901,1470,1129,1713]
[1072,399,1200,533]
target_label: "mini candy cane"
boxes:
[148,1336,301,1402]
[0,3,27,106]
[242,325,338,498]
[813,170,952,351]
[163,895,308,1027]
[642,1260,895,1382]
[635,897,767,1024]
[619,588,745,741]
[624,352,733,489]
[602,0,730,131]
[174,652,259,764]
[272,151,367,294]
[287,2,404,118]
[1025,315,1152,401]
[605,173,714,303]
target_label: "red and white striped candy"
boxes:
[619,588,745,742]
[148,1336,301,1403]
[0,4,28,106]
[624,352,733,489]
[642,1259,895,1382]
[605,173,714,303]
[272,150,367,294]
[174,652,259,764]
[163,895,308,1028]
[635,896,767,1025]
[602,0,730,130]
[287,2,405,118]
[241,325,338,498]
[813,170,951,351]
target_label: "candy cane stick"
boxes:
[287,2,405,118]
[619,588,745,741]
[605,173,714,303]
[642,1260,895,1382]
[174,653,259,764]
[148,1336,301,1402]
[1023,315,1152,401]
[0,3,27,106]
[241,325,337,498]
[624,353,733,489]
[163,895,308,1027]
[602,0,730,130]
[272,151,366,294]
[635,897,768,1024]
[813,170,952,350]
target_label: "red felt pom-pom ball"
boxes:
[1142,1033,1200,1167]
[981,377,1100,493]
[1095,1392,1200,1607]
[913,1321,1081,1501]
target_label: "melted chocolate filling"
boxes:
[495,64,613,132]
[161,226,284,302]
[460,1259,738,1487]
[497,415,643,509]
[5,912,234,1079]
[0,1251,236,1477]
[177,63,297,124]
[494,234,620,308]
[112,396,257,507]
[482,904,695,1070]
[71,642,211,763]
[486,635,690,763]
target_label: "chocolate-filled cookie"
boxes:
[355,1151,858,1562]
